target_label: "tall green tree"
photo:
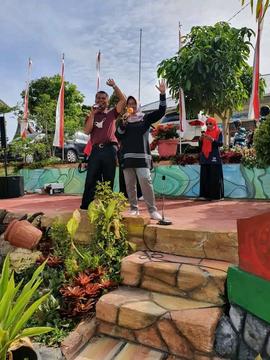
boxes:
[157,22,266,145]
[21,75,86,140]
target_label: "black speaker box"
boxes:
[0,176,24,199]
[0,115,7,148]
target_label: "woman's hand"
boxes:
[155,79,166,94]
[202,133,214,141]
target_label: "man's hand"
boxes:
[155,79,166,94]
[106,78,116,88]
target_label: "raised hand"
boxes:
[155,79,166,94]
[106,78,116,87]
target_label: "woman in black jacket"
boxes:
[116,80,166,220]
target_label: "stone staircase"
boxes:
[94,228,234,360]
[73,336,173,360]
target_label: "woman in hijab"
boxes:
[115,80,166,220]
[199,117,224,200]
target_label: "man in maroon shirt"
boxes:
[80,79,126,209]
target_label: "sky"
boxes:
[1,0,270,139]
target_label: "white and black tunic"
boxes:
[116,94,166,169]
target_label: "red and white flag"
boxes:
[53,54,65,148]
[96,50,101,92]
[21,58,32,138]
[248,3,264,121]
[178,24,187,135]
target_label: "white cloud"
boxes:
[0,0,269,139]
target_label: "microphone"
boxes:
[158,175,172,225]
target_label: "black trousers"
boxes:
[80,145,117,209]
[200,164,224,200]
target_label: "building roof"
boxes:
[141,74,270,113]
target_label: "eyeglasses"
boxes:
[206,122,213,125]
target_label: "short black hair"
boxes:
[96,90,109,98]
[126,96,137,105]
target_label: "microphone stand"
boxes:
[158,175,172,225]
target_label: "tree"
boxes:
[241,0,269,20]
[157,22,266,145]
[21,75,86,140]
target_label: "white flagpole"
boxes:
[22,57,32,138]
[179,22,182,155]
[138,28,142,102]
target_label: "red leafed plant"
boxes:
[60,268,117,318]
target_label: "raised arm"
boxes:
[106,79,126,114]
[143,80,166,128]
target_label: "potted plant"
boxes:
[150,124,179,157]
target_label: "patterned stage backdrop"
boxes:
[20,164,270,199]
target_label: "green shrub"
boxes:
[254,116,270,167]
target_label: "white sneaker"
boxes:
[150,211,162,221]
[138,196,144,201]
[129,210,140,216]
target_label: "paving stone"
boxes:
[177,264,207,291]
[98,322,136,342]
[204,231,238,264]
[114,342,164,360]
[214,315,238,358]
[73,336,124,360]
[244,313,270,354]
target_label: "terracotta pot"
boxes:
[157,139,179,157]
[4,219,42,249]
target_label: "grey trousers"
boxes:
[123,167,157,213]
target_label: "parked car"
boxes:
[149,111,205,153]
[54,131,90,162]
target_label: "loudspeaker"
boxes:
[0,115,7,148]
[0,176,24,199]
[260,106,270,118]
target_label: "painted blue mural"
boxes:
[20,164,270,199]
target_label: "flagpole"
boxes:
[178,22,182,155]
[96,50,101,93]
[138,28,142,102]
[61,53,65,161]
[22,57,32,138]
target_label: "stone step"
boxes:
[96,286,223,359]
[121,251,229,305]
[73,335,174,359]
[143,225,238,264]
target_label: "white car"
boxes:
[150,111,206,153]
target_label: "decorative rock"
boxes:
[3,212,27,224]
[265,333,270,357]
[98,322,136,342]
[238,339,258,360]
[9,248,42,273]
[214,315,238,358]
[118,300,166,329]
[172,307,222,354]
[157,317,193,358]
[244,313,270,354]
[61,316,96,360]
[33,344,64,360]
[134,325,168,352]
[229,304,246,332]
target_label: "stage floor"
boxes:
[1,194,270,233]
